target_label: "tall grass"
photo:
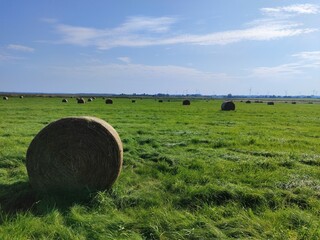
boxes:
[0,97,320,239]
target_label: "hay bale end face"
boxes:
[62,99,68,103]
[105,98,113,104]
[88,98,93,102]
[77,98,85,104]
[182,99,191,105]
[20,96,24,99]
[221,101,235,111]
[26,117,123,193]
[3,96,8,100]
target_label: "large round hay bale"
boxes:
[221,101,235,111]
[88,98,93,102]
[20,95,24,99]
[245,100,251,104]
[292,101,297,104]
[62,98,68,103]
[26,117,123,192]
[158,99,163,103]
[132,99,136,103]
[77,98,85,104]
[267,101,274,105]
[182,99,191,105]
[3,96,8,100]
[105,98,113,104]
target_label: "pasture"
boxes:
[0,97,320,239]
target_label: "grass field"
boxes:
[0,97,320,239]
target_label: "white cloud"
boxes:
[251,51,320,78]
[117,57,131,63]
[48,62,233,94]
[45,4,319,50]
[51,18,317,50]
[0,53,23,62]
[292,51,320,61]
[261,4,320,16]
[7,44,34,52]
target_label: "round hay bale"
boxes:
[20,95,24,99]
[158,99,163,103]
[182,99,191,105]
[267,101,274,105]
[88,98,93,102]
[62,98,68,103]
[221,101,235,111]
[245,100,251,104]
[292,101,297,104]
[77,98,85,104]
[3,96,8,100]
[132,99,136,103]
[105,98,113,104]
[26,117,123,192]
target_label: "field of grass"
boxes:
[0,96,320,239]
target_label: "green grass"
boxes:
[0,97,320,239]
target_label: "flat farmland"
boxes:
[0,97,320,239]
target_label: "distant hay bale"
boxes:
[3,96,8,100]
[26,116,123,192]
[20,96,24,99]
[292,101,297,104]
[221,101,235,111]
[88,98,93,102]
[245,100,251,104]
[167,99,170,102]
[77,98,85,104]
[182,99,191,105]
[267,101,274,105]
[158,100,163,103]
[92,97,96,100]
[132,99,136,103]
[62,99,68,103]
[105,98,113,104]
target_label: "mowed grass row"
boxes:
[0,97,320,239]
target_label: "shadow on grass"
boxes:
[0,181,95,216]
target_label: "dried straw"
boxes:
[26,117,123,192]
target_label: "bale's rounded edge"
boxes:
[26,116,123,193]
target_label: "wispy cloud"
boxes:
[0,53,23,62]
[7,44,34,52]
[48,62,232,94]
[46,4,319,50]
[117,57,131,63]
[261,4,320,16]
[251,51,320,78]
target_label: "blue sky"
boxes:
[0,1,319,95]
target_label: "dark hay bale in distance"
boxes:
[26,117,123,193]
[3,96,8,100]
[267,102,274,105]
[221,101,235,111]
[246,100,251,103]
[182,99,191,105]
[88,98,93,102]
[62,99,68,103]
[292,101,297,104]
[77,98,85,104]
[105,98,113,104]
[132,99,136,103]
[158,100,163,103]
[20,96,24,99]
